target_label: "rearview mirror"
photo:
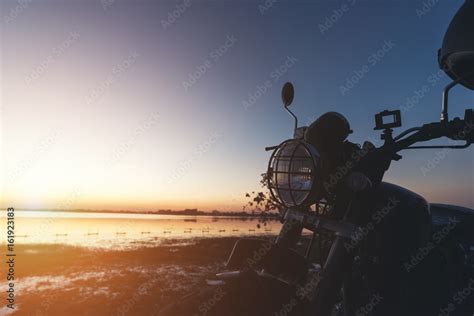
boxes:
[439,0,474,90]
[281,82,295,107]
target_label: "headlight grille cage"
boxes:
[267,139,319,208]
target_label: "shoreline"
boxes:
[4,208,280,218]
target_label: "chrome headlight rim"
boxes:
[267,139,321,208]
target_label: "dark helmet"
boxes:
[304,112,352,153]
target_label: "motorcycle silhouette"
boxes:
[160,2,474,315]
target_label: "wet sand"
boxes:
[1,237,271,316]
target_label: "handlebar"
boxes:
[390,114,473,152]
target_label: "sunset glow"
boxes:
[1,0,472,211]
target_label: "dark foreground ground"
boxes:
[1,237,256,316]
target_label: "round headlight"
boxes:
[267,139,321,208]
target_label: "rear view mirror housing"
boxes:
[439,0,474,90]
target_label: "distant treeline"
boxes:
[155,209,279,217]
[31,208,279,217]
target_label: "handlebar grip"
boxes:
[265,146,278,151]
[447,110,474,143]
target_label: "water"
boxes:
[0,210,280,249]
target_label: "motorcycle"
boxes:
[160,2,474,315]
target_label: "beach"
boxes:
[0,211,282,315]
[1,237,264,315]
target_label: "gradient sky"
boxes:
[1,0,473,211]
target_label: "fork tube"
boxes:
[305,196,358,316]
[305,235,354,315]
[275,210,304,249]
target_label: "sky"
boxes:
[1,0,473,211]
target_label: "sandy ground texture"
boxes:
[0,237,256,316]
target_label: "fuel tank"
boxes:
[430,203,474,247]
[354,183,473,315]
[350,182,433,315]
[363,182,432,259]
[429,203,474,315]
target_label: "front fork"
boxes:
[309,196,359,316]
[275,194,360,316]
[275,209,305,249]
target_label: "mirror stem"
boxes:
[285,106,298,131]
[441,79,459,123]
